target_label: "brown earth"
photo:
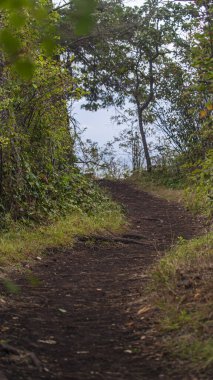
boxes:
[0,180,206,380]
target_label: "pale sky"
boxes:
[73,103,125,146]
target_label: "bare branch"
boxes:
[52,1,72,12]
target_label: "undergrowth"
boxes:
[129,169,184,203]
[0,192,124,268]
[184,150,213,218]
[147,232,213,373]
[133,158,213,374]
[130,150,213,218]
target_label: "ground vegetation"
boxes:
[0,1,212,378]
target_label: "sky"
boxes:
[72,103,125,146]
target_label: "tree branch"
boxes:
[52,1,72,12]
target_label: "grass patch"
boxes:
[129,170,184,203]
[0,201,125,268]
[147,232,213,373]
[169,337,213,370]
[151,234,213,285]
[129,160,213,218]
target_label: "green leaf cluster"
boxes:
[185,150,213,217]
[0,1,109,227]
[0,0,59,78]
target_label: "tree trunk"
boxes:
[137,107,152,172]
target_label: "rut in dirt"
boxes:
[0,181,201,380]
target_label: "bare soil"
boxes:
[0,180,207,380]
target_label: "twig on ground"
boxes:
[78,235,147,245]
[0,343,41,369]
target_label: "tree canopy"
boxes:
[0,0,212,223]
[60,0,212,171]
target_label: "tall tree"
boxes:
[60,0,194,171]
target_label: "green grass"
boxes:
[174,338,213,369]
[129,170,184,203]
[131,168,213,372]
[0,202,125,268]
[129,166,212,373]
[151,234,213,284]
[129,164,213,218]
[147,232,213,372]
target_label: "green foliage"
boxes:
[130,141,212,217]
[0,193,124,266]
[191,1,212,94]
[72,0,98,35]
[2,278,20,294]
[189,0,213,156]
[0,0,106,227]
[185,150,213,217]
[136,0,213,213]
[139,166,185,190]
[60,0,212,175]
[0,0,57,77]
[173,339,213,369]
[151,233,213,286]
[147,232,213,372]
[130,150,188,191]
[0,0,97,78]
[60,0,196,171]
[0,51,73,222]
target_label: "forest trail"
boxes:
[0,180,202,380]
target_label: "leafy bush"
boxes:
[0,194,124,266]
[0,166,119,227]
[185,150,213,217]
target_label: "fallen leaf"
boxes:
[38,339,56,345]
[1,326,10,332]
[137,305,152,315]
[194,291,201,299]
[125,322,134,327]
[58,308,67,313]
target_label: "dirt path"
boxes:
[0,181,202,380]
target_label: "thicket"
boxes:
[156,0,212,217]
[0,0,117,229]
[135,0,213,217]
